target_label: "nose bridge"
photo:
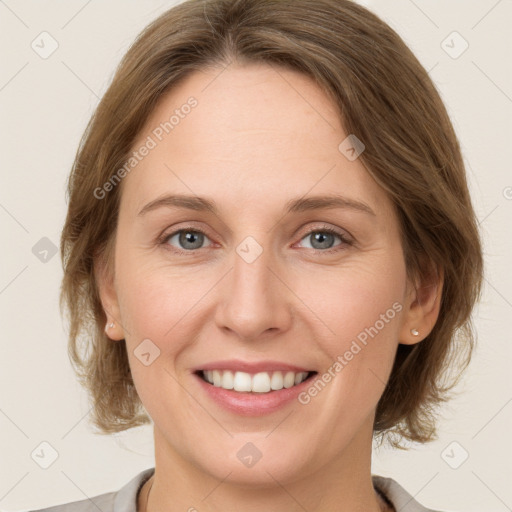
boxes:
[215,236,291,340]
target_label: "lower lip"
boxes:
[193,372,316,416]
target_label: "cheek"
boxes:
[294,254,407,382]
[114,257,212,395]
[114,246,195,337]
[115,266,195,420]
[293,262,405,435]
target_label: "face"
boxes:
[98,62,431,485]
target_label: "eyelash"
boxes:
[157,224,353,256]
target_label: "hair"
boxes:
[60,0,483,448]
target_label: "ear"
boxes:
[94,244,124,341]
[399,262,444,345]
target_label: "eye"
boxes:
[158,225,352,255]
[161,228,212,253]
[297,226,352,253]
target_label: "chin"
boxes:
[189,434,318,488]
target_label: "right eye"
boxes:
[160,228,213,253]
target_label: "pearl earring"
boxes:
[106,322,115,331]
[410,328,419,336]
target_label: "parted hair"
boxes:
[59,0,483,448]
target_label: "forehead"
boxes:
[121,62,390,218]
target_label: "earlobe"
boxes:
[399,266,444,345]
[105,321,116,335]
[94,249,124,341]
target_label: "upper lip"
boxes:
[193,359,314,374]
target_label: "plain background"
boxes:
[0,0,510,511]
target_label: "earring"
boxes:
[410,328,419,336]
[105,322,115,332]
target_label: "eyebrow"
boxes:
[137,193,376,217]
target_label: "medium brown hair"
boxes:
[60,0,483,447]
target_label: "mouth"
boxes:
[191,360,320,415]
[194,369,318,393]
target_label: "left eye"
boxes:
[297,228,348,251]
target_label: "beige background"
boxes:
[0,1,510,511]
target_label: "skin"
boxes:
[97,61,443,512]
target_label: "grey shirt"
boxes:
[26,468,447,512]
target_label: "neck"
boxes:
[144,420,386,512]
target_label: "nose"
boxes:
[214,244,293,341]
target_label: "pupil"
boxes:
[313,232,333,249]
[180,231,203,250]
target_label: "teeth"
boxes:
[202,370,310,393]
[233,371,252,391]
[221,370,234,389]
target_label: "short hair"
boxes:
[59,0,483,448]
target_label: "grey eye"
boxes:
[167,230,208,250]
[300,231,342,250]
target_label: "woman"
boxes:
[37,0,483,510]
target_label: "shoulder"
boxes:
[26,468,155,512]
[27,491,115,512]
[372,474,448,512]
[23,470,448,512]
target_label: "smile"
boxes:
[198,369,315,393]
